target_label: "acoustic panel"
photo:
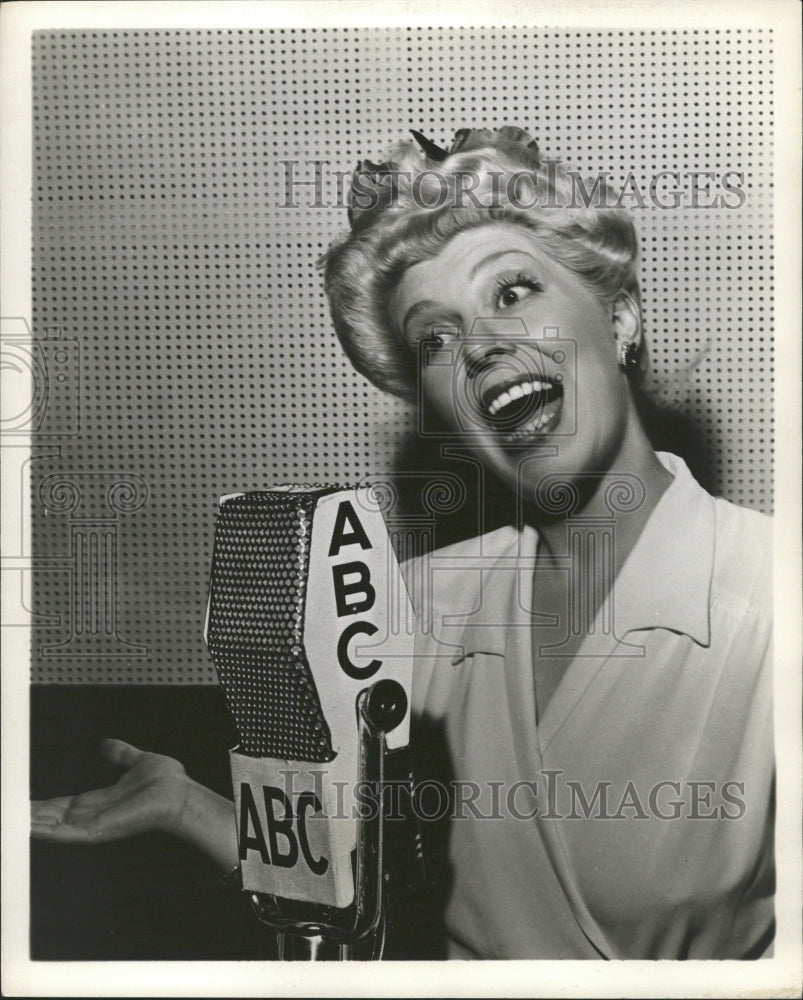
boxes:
[29,27,773,682]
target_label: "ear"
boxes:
[611,291,642,350]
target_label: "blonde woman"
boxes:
[32,127,773,960]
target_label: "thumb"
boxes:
[99,738,147,770]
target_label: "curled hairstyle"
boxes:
[323,127,642,402]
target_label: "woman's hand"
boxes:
[31,739,239,871]
[31,738,192,843]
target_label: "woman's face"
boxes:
[392,223,641,502]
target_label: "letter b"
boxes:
[332,561,376,616]
[263,787,299,868]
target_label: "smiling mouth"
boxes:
[478,374,564,443]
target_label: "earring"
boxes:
[618,340,639,373]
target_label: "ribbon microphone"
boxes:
[204,484,421,959]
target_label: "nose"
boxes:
[463,344,512,381]
[461,316,532,380]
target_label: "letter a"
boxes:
[328,500,372,556]
[238,782,270,863]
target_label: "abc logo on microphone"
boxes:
[206,486,414,908]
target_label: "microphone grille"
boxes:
[207,487,341,761]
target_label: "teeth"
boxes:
[499,395,563,442]
[489,391,511,416]
[487,379,550,416]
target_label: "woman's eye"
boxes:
[495,277,541,310]
[425,324,460,346]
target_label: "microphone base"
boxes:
[274,918,386,961]
[276,933,349,961]
[243,680,419,961]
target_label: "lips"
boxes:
[476,372,564,443]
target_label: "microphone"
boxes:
[204,484,417,956]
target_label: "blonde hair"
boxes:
[323,127,642,401]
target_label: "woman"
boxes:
[31,126,774,960]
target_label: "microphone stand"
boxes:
[249,678,410,961]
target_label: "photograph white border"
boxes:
[2,1,800,996]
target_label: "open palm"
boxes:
[31,739,191,844]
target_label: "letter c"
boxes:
[337,620,382,679]
[297,791,329,876]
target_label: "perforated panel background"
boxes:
[30,27,773,683]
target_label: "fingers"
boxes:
[31,796,119,842]
[99,739,186,780]
[31,786,120,830]
[99,738,145,769]
[30,798,94,842]
[31,797,70,827]
[31,817,102,843]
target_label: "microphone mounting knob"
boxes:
[361,679,408,734]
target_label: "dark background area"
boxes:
[30,685,446,961]
[31,685,271,960]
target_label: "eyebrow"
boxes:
[468,250,518,278]
[400,300,459,337]
[468,248,535,280]
[400,248,539,334]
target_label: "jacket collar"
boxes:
[610,452,714,647]
[447,452,715,662]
